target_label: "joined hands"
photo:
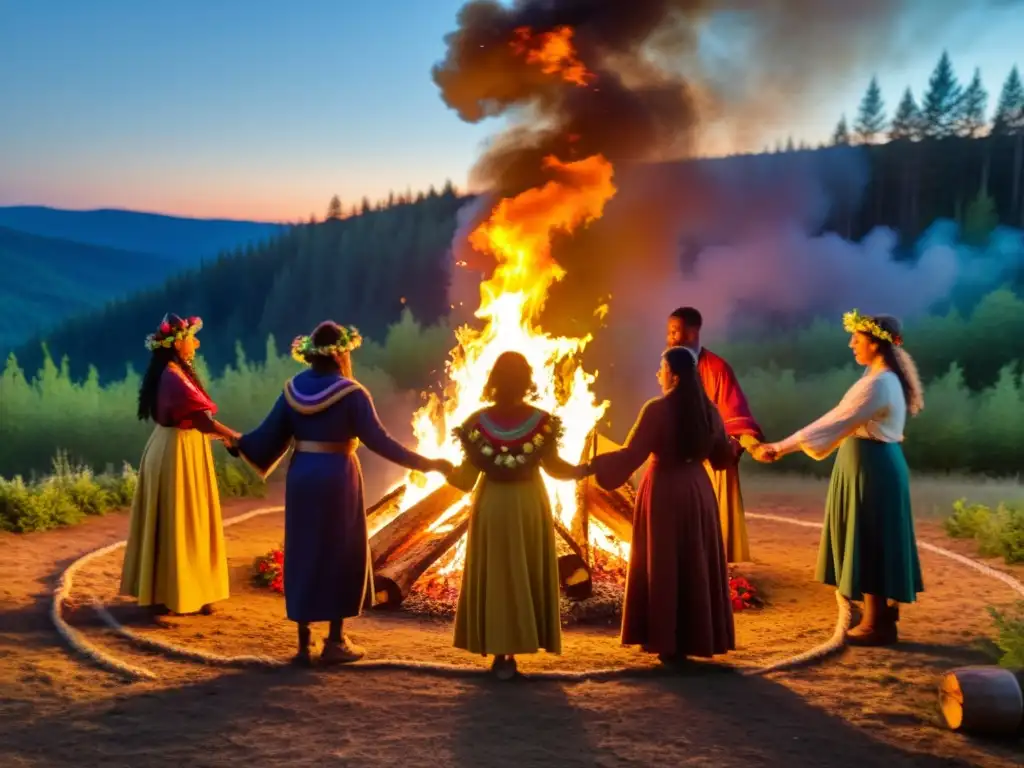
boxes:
[749,443,780,463]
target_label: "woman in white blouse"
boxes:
[758,311,925,646]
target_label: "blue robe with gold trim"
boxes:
[237,370,432,622]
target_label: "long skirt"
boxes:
[704,462,751,564]
[120,426,229,614]
[624,460,735,657]
[283,452,373,623]
[454,475,561,656]
[817,437,923,603]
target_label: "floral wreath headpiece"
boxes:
[290,323,363,364]
[842,309,902,347]
[145,314,203,351]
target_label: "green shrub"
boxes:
[944,499,1024,563]
[0,450,264,533]
[988,603,1024,668]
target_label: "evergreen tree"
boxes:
[890,88,923,141]
[785,136,795,152]
[963,184,999,246]
[831,115,850,145]
[992,65,1024,135]
[853,76,887,143]
[956,68,988,138]
[921,51,963,139]
[326,195,343,220]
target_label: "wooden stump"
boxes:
[938,666,1023,736]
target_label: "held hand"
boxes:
[573,462,594,480]
[751,444,779,463]
[429,458,455,476]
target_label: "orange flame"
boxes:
[511,26,594,87]
[374,153,629,574]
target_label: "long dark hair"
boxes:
[137,347,210,422]
[483,351,537,406]
[306,322,354,378]
[867,315,924,416]
[662,346,715,461]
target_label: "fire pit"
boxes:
[365,431,635,611]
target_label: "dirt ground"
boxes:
[1,475,1022,767]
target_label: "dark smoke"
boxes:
[433,0,1024,436]
[434,0,1024,195]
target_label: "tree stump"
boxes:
[938,666,1023,736]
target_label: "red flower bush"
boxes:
[253,548,284,593]
[729,575,760,611]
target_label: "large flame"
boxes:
[372,27,629,575]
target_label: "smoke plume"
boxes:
[434,0,1024,430]
[434,0,1023,193]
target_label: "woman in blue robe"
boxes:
[230,321,452,665]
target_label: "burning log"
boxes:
[586,484,634,545]
[366,484,406,534]
[373,500,473,607]
[368,484,466,570]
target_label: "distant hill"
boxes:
[0,226,184,350]
[0,206,288,263]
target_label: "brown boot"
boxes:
[847,594,898,646]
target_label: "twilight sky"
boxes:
[1,0,1021,222]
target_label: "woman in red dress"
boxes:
[591,346,736,662]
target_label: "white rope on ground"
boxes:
[52,506,1024,683]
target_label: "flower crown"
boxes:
[290,324,363,364]
[145,315,202,351]
[842,309,902,346]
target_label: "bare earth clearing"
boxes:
[1,474,1022,767]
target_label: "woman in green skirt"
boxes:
[759,311,925,646]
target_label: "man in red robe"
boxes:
[667,307,766,563]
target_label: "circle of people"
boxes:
[120,306,924,680]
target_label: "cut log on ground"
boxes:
[373,501,472,606]
[938,666,1024,736]
[368,484,466,570]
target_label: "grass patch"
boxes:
[0,449,265,533]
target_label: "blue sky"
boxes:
[0,1,1021,221]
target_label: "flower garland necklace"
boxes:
[290,325,363,364]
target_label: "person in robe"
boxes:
[121,313,238,617]
[757,311,925,646]
[229,321,453,665]
[666,306,767,563]
[590,346,737,663]
[447,351,592,680]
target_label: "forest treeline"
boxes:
[8,54,1024,384]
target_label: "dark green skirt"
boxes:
[816,437,924,604]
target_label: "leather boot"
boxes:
[847,593,898,646]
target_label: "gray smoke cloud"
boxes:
[433,0,1024,432]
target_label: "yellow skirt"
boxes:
[704,462,750,564]
[120,426,229,614]
[453,475,562,656]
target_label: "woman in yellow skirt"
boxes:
[120,314,240,616]
[447,352,592,680]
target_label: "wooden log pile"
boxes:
[366,430,637,607]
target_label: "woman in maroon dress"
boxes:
[592,346,736,662]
